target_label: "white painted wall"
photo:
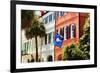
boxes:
[19,11,55,62]
[42,12,55,61]
[0,0,99,73]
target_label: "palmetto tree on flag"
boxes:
[54,33,64,48]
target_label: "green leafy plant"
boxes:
[63,44,83,60]
[79,18,90,59]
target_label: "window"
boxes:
[48,33,51,44]
[28,41,31,50]
[26,42,29,52]
[60,12,64,16]
[62,27,64,38]
[49,14,52,22]
[53,32,55,42]
[60,27,64,38]
[60,28,62,36]
[22,43,26,55]
[66,26,71,39]
[71,24,76,38]
[68,25,71,39]
[51,32,54,43]
[56,12,59,18]
[53,12,56,20]
[66,26,68,39]
[62,12,64,16]
[24,42,28,54]
[27,42,29,51]
[44,16,48,24]
[45,34,47,45]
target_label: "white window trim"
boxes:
[71,23,76,38]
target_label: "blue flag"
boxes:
[54,33,64,48]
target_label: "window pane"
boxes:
[56,12,59,18]
[26,42,28,52]
[60,12,64,16]
[66,26,70,39]
[72,24,76,38]
[48,33,51,44]
[66,26,68,39]
[62,27,64,38]
[68,25,71,38]
[44,17,48,24]
[60,27,64,38]
[53,12,56,20]
[45,34,47,44]
[49,14,52,22]
[25,43,27,54]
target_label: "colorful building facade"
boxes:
[21,11,56,62]
[21,11,89,62]
[55,12,89,61]
[40,11,55,62]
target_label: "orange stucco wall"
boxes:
[54,12,89,61]
[79,13,89,37]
